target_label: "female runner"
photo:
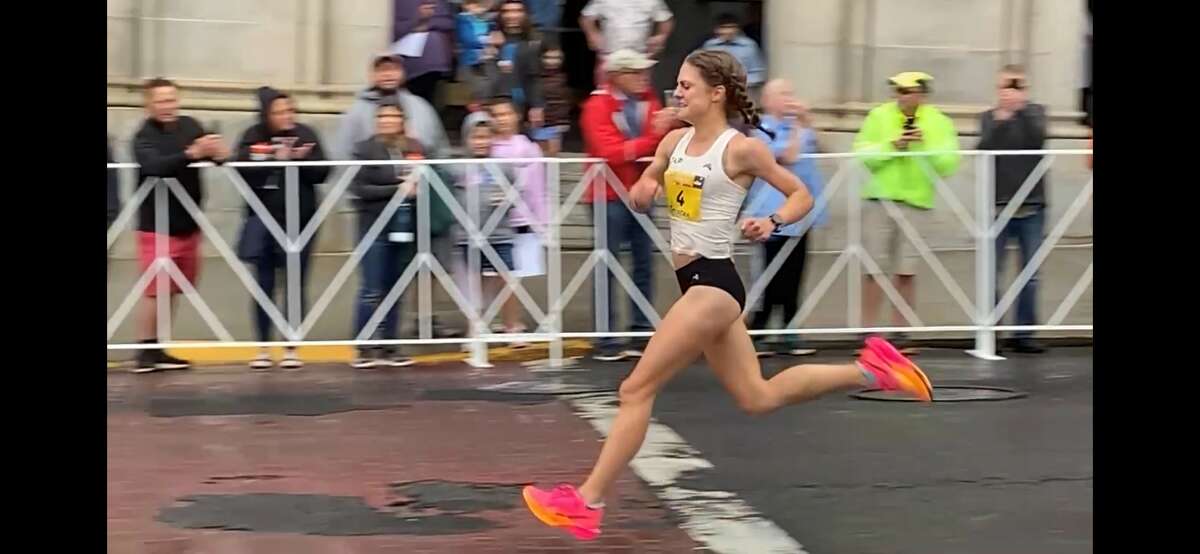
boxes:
[523,50,933,541]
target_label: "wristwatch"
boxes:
[767,213,785,230]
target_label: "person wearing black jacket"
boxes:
[131,78,230,372]
[235,87,331,370]
[349,98,425,369]
[977,65,1047,354]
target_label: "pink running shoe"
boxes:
[858,336,934,402]
[522,484,604,540]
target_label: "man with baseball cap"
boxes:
[580,48,679,361]
[852,71,961,353]
[333,53,450,161]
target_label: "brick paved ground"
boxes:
[107,365,699,553]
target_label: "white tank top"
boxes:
[663,128,746,259]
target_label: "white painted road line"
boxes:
[567,393,808,554]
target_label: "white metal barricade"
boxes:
[106,148,1092,365]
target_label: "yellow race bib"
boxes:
[665,169,704,222]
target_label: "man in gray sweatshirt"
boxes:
[333,53,451,160]
[977,64,1048,354]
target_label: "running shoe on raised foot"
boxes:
[857,336,934,402]
[522,484,604,541]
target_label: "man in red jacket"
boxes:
[580,49,677,361]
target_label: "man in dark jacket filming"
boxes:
[977,64,1049,354]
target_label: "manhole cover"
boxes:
[477,380,613,395]
[851,385,1027,402]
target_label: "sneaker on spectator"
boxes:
[592,344,628,362]
[249,350,273,371]
[132,349,189,373]
[1011,338,1046,354]
[778,336,817,356]
[381,348,415,368]
[752,337,775,358]
[507,326,531,349]
[131,350,162,374]
[622,337,649,358]
[280,348,304,370]
[351,349,378,370]
[160,351,191,370]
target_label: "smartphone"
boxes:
[208,121,222,136]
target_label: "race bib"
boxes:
[665,169,704,222]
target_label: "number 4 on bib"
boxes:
[665,170,702,221]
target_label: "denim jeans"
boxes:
[354,236,416,345]
[591,200,655,349]
[251,243,313,342]
[995,207,1045,339]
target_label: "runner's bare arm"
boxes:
[630,129,687,212]
[734,137,814,241]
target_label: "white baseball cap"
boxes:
[604,49,657,73]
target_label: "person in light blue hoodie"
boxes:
[700,13,766,100]
[743,79,827,357]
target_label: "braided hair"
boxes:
[683,50,773,138]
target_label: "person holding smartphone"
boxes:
[349,98,426,369]
[743,79,827,357]
[977,65,1049,354]
[234,86,330,370]
[852,71,960,354]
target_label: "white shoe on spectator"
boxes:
[351,349,377,370]
[249,350,273,371]
[280,348,304,370]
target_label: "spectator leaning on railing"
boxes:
[335,54,461,338]
[234,86,331,370]
[349,98,426,370]
[852,71,960,353]
[977,64,1048,355]
[131,78,231,373]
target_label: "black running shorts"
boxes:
[675,256,746,310]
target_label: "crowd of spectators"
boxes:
[110,1,1085,371]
